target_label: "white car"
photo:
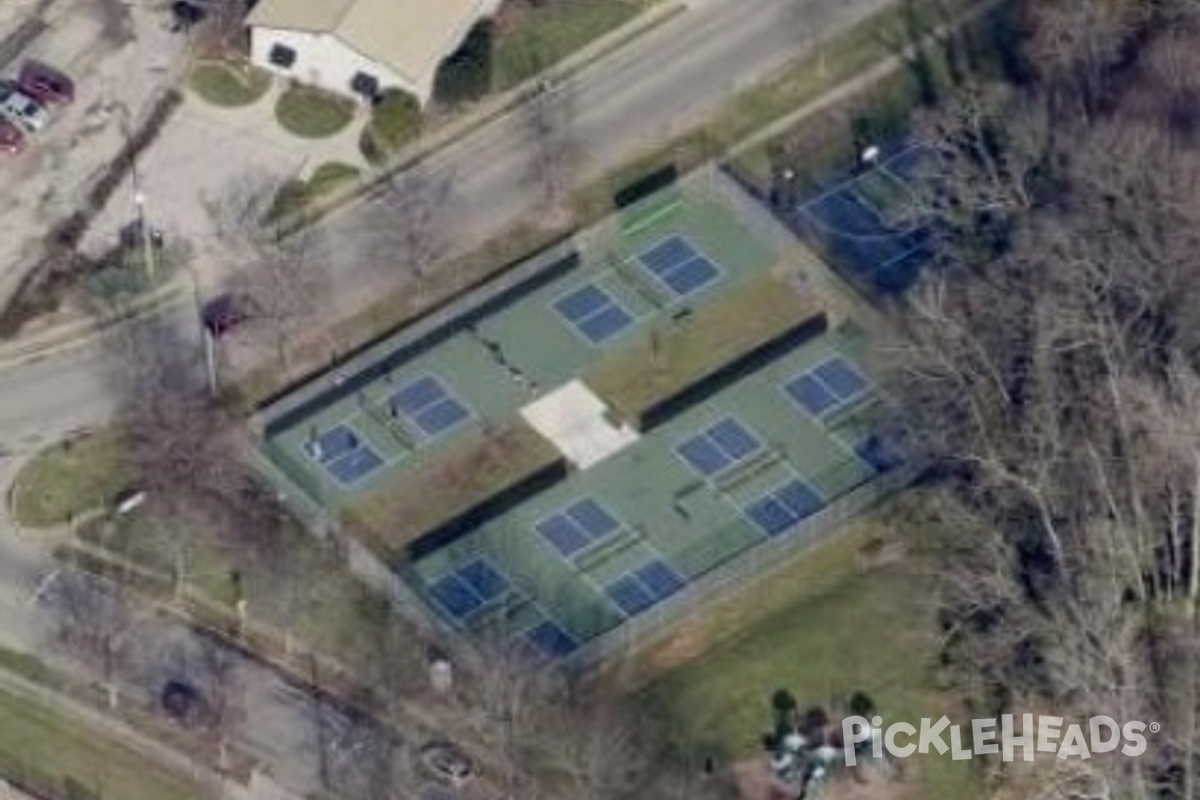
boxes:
[0,85,48,133]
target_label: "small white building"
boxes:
[246,0,504,105]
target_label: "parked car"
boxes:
[0,118,24,155]
[18,60,73,106]
[169,0,207,31]
[0,84,48,133]
[202,292,256,337]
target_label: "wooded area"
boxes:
[884,1,1200,797]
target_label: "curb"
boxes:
[0,281,188,372]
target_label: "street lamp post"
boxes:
[130,177,156,282]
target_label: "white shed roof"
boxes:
[247,0,490,86]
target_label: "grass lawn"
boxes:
[635,507,978,799]
[309,161,361,195]
[492,0,644,90]
[276,85,356,138]
[188,60,273,107]
[0,685,212,800]
[266,162,362,223]
[11,429,131,528]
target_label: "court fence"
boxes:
[564,464,917,674]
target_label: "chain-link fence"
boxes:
[565,464,915,673]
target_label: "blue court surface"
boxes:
[744,477,826,536]
[536,497,622,558]
[306,425,358,463]
[676,416,762,478]
[304,424,384,485]
[793,144,933,294]
[525,620,578,658]
[637,235,723,298]
[553,283,635,344]
[784,356,870,418]
[428,557,513,619]
[389,375,472,440]
[604,558,685,616]
[326,446,384,484]
[854,434,903,474]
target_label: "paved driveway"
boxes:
[0,0,183,308]
[81,80,370,282]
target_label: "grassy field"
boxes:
[634,506,977,798]
[275,85,356,138]
[188,60,273,107]
[492,0,646,90]
[586,274,825,425]
[11,429,130,528]
[0,685,213,800]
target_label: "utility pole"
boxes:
[119,101,217,397]
[128,146,157,282]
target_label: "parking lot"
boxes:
[0,0,183,309]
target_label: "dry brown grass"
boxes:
[345,420,562,561]
[586,274,826,426]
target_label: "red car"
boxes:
[0,118,24,154]
[18,60,73,106]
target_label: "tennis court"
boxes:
[257,171,900,662]
[407,324,895,660]
[793,142,933,294]
[261,183,775,511]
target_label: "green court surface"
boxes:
[259,177,897,660]
[263,190,775,511]
[408,324,882,646]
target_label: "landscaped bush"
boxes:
[433,20,494,105]
[275,84,356,138]
[359,90,422,164]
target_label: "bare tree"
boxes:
[43,572,139,709]
[524,77,576,223]
[454,637,563,797]
[191,640,246,770]
[367,163,455,282]
[1026,0,1143,117]
[883,17,1200,798]
[544,690,650,800]
[209,172,336,374]
[102,317,254,594]
[315,705,407,800]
